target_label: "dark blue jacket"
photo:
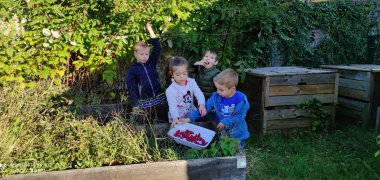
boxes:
[126,38,163,107]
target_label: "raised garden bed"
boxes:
[3,154,247,180]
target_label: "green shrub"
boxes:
[0,82,170,177]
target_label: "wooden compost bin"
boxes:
[240,66,338,134]
[320,64,380,127]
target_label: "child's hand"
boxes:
[194,60,208,67]
[217,122,225,130]
[146,22,152,30]
[180,118,191,123]
[145,22,156,38]
[171,118,191,127]
[198,104,206,116]
[171,118,181,127]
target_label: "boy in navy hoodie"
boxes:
[126,22,165,118]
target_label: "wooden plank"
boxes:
[269,73,336,86]
[334,73,339,104]
[336,106,366,122]
[376,107,380,131]
[4,155,247,180]
[269,84,335,96]
[338,87,369,101]
[332,73,339,129]
[339,78,369,91]
[246,66,334,77]
[266,109,310,120]
[267,118,312,130]
[265,106,333,121]
[337,97,369,111]
[263,108,268,134]
[373,73,380,102]
[321,65,380,72]
[264,77,270,108]
[267,94,335,107]
[338,69,370,81]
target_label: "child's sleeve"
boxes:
[220,97,250,126]
[188,93,215,122]
[126,69,139,107]
[166,86,180,120]
[191,79,205,106]
[147,38,161,66]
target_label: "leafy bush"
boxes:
[298,98,330,131]
[0,82,175,177]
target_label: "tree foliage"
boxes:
[0,0,375,91]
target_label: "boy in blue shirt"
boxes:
[172,68,250,148]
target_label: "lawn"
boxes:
[246,125,380,179]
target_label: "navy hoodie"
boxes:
[126,38,163,107]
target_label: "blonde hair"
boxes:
[168,56,188,74]
[134,42,150,52]
[213,68,239,88]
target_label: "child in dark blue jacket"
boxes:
[173,68,250,148]
[126,22,165,116]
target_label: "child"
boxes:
[193,50,220,99]
[173,68,250,148]
[125,22,166,116]
[166,56,207,123]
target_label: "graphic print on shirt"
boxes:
[220,103,235,117]
[183,90,192,104]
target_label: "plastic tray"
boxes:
[167,123,216,149]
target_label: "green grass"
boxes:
[246,127,380,179]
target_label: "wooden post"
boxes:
[376,107,380,132]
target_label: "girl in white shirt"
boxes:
[165,56,207,122]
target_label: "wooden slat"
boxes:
[338,69,370,81]
[246,66,334,77]
[338,87,369,101]
[336,106,366,122]
[269,73,335,86]
[373,73,380,102]
[337,97,369,111]
[269,84,335,96]
[267,118,311,130]
[265,106,333,121]
[4,155,247,180]
[266,109,310,121]
[339,78,369,91]
[267,94,335,107]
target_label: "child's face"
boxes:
[214,82,236,98]
[134,47,150,64]
[172,66,188,86]
[202,51,218,69]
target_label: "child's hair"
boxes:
[213,68,239,88]
[168,56,188,74]
[134,42,150,52]
[204,49,218,61]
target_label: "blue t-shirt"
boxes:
[218,91,245,118]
